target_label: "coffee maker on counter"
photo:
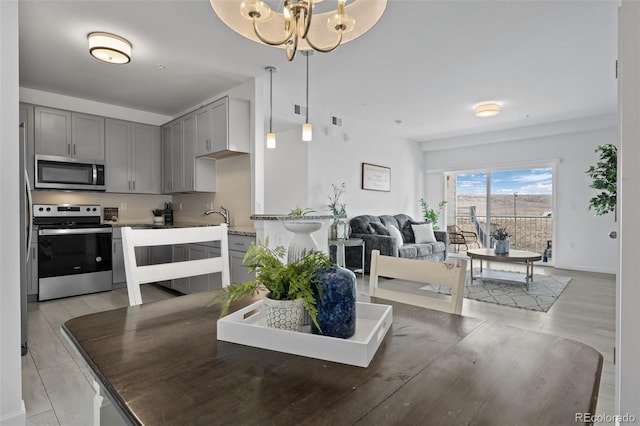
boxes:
[164,202,174,225]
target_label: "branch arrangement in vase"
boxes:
[327,182,347,218]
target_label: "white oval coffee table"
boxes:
[466,248,542,291]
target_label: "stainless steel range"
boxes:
[34,204,112,301]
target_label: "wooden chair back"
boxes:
[369,249,467,314]
[121,225,230,306]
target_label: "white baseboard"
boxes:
[0,401,26,426]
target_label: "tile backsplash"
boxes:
[31,191,171,224]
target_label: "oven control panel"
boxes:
[33,204,102,218]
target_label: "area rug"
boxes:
[419,269,571,312]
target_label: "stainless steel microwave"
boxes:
[35,155,106,191]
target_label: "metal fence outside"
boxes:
[455,215,552,254]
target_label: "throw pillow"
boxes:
[370,222,389,235]
[405,220,431,243]
[387,224,404,247]
[411,223,437,244]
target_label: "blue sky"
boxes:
[456,168,553,195]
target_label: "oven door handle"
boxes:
[39,228,112,236]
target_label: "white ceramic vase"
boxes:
[262,297,304,331]
[282,221,322,263]
[153,216,163,224]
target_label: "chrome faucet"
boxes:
[204,206,230,225]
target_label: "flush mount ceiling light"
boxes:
[210,0,387,61]
[474,102,501,118]
[88,32,131,64]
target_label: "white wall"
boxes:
[422,116,618,274]
[264,127,309,213]
[305,117,425,219]
[617,0,640,418]
[0,1,26,424]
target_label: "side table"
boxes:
[328,238,365,276]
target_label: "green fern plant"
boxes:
[208,239,332,330]
[586,143,617,216]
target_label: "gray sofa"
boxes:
[344,214,448,273]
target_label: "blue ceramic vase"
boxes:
[312,266,356,338]
[494,238,510,254]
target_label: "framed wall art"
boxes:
[361,163,391,192]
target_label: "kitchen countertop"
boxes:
[110,222,256,237]
[250,214,344,221]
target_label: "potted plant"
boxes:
[209,240,332,331]
[151,208,164,224]
[327,182,349,240]
[586,143,617,217]
[491,227,511,254]
[288,206,316,216]
[419,199,447,230]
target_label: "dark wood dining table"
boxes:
[62,291,603,425]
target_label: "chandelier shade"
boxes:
[210,0,387,61]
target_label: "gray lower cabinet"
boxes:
[112,227,152,289]
[169,235,255,295]
[229,235,255,284]
[111,228,255,294]
[171,243,221,294]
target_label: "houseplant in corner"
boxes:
[586,143,617,217]
[419,199,447,230]
[210,240,333,332]
[491,227,511,254]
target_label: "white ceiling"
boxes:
[19,0,618,142]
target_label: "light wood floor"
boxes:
[22,263,615,426]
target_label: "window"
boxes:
[447,167,553,255]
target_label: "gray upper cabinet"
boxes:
[35,106,105,161]
[194,105,213,157]
[162,115,216,194]
[161,125,173,193]
[34,107,71,157]
[171,120,184,192]
[161,119,185,193]
[199,96,250,159]
[72,112,105,160]
[183,113,196,192]
[106,118,160,194]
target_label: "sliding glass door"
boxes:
[449,167,553,255]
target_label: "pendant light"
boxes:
[265,66,277,149]
[302,51,313,142]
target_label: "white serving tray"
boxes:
[217,300,393,367]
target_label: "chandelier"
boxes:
[210,0,387,61]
